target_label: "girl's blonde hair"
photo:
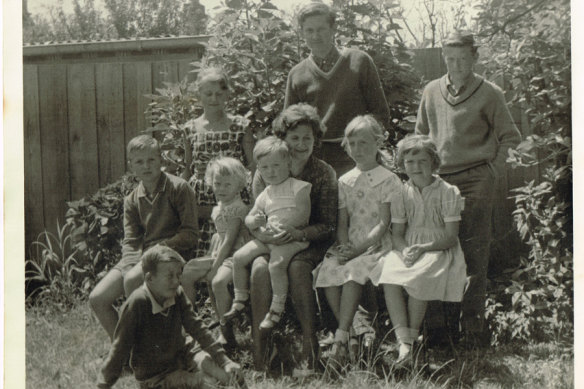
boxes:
[252,136,291,164]
[195,67,230,94]
[204,156,249,190]
[342,115,392,167]
[395,135,441,172]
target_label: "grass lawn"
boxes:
[26,304,574,388]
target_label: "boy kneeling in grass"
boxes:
[98,245,245,389]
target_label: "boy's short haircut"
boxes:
[127,135,161,157]
[253,136,290,163]
[195,67,230,93]
[204,156,249,189]
[141,245,186,275]
[298,2,336,28]
[395,134,442,172]
[442,30,479,55]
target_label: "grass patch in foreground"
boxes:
[26,304,573,388]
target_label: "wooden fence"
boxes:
[23,36,207,250]
[23,42,536,266]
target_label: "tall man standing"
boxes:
[285,1,391,176]
[415,32,521,344]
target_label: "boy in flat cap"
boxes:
[415,31,521,346]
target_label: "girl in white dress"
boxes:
[314,115,402,362]
[370,135,467,366]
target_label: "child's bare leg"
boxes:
[260,243,306,329]
[338,281,362,332]
[383,284,413,361]
[182,258,213,304]
[324,286,342,321]
[88,269,124,340]
[225,241,268,320]
[123,262,144,297]
[212,265,233,320]
[407,296,428,333]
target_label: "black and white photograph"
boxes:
[11,0,575,387]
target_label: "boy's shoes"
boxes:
[223,301,246,322]
[259,310,282,330]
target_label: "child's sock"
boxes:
[233,289,249,309]
[334,328,350,344]
[269,294,287,313]
[395,326,413,360]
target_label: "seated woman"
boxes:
[248,104,338,375]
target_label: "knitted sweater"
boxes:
[284,48,390,141]
[98,285,229,387]
[415,74,521,175]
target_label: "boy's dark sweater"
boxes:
[98,285,229,388]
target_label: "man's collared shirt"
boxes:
[311,46,340,73]
[143,283,175,316]
[446,73,475,97]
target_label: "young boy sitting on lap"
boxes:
[98,245,244,388]
[89,134,199,341]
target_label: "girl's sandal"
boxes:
[259,310,282,330]
[223,300,247,322]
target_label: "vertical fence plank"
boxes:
[37,64,70,234]
[152,61,179,90]
[68,63,100,200]
[23,65,45,251]
[96,63,126,186]
[123,62,153,161]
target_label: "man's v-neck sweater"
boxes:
[415,74,521,175]
[284,48,390,141]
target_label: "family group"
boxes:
[91,2,522,388]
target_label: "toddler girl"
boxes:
[182,67,255,258]
[182,156,251,349]
[314,115,402,362]
[370,135,467,367]
[224,136,312,330]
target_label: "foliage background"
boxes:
[23,0,573,347]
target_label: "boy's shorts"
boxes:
[137,339,212,389]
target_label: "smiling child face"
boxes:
[403,149,434,189]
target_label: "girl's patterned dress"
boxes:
[314,165,402,287]
[370,177,467,302]
[208,196,251,267]
[187,116,251,257]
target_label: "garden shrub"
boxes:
[477,0,572,344]
[26,173,140,307]
[146,0,421,174]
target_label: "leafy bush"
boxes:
[25,223,90,310]
[146,0,422,172]
[477,0,572,344]
[26,173,141,308]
